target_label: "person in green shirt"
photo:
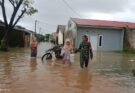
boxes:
[78,35,93,68]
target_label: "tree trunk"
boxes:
[0,28,11,51]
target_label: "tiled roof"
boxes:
[72,18,135,29]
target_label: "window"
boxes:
[98,35,103,47]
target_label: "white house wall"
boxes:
[65,19,77,46]
[58,30,63,45]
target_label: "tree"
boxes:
[45,34,51,42]
[0,0,37,51]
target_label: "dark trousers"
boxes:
[31,48,37,57]
[80,55,89,68]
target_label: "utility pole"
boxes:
[34,20,38,39]
[35,20,38,33]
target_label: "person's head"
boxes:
[82,35,88,42]
[32,36,37,42]
[65,39,71,46]
[65,41,71,46]
[32,39,37,42]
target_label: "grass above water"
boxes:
[122,48,135,54]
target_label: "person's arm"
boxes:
[69,44,74,53]
[77,43,82,52]
[89,42,93,60]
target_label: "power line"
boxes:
[28,18,55,34]
[61,0,82,18]
[28,17,57,34]
[29,17,57,27]
[38,20,57,27]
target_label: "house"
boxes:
[0,21,33,47]
[13,26,33,47]
[56,25,66,45]
[65,18,135,51]
[0,20,5,42]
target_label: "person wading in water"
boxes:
[30,38,38,58]
[78,35,93,68]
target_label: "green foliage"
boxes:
[49,34,55,44]
[25,7,38,15]
[35,33,45,42]
[122,48,135,54]
[23,0,38,15]
[45,34,51,42]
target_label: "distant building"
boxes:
[65,18,135,51]
[56,25,66,45]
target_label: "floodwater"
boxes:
[0,42,135,93]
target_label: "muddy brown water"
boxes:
[0,42,135,93]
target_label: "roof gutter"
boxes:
[77,25,125,30]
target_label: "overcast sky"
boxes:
[1,0,135,34]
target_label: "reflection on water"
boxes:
[0,42,135,93]
[76,70,92,93]
[30,58,37,72]
[61,68,72,87]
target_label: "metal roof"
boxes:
[72,18,135,29]
[0,21,33,33]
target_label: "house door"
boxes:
[89,35,98,51]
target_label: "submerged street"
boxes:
[0,42,135,93]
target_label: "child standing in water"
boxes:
[30,38,38,58]
[61,39,73,65]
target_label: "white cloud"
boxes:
[83,12,113,20]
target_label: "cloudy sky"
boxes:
[1,0,135,34]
